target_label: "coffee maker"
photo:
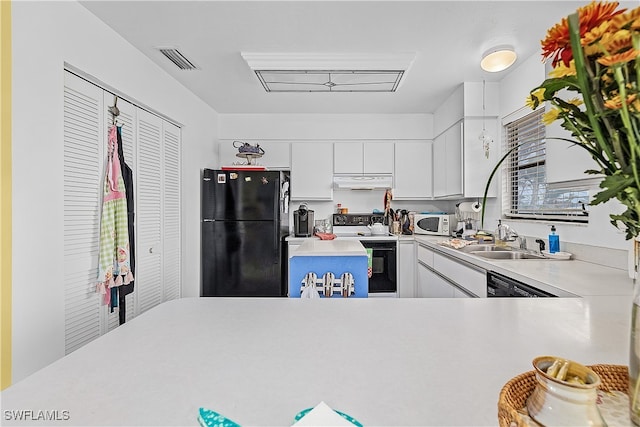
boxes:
[293,203,314,237]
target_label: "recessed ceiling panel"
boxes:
[264,82,331,92]
[331,82,398,92]
[255,70,404,92]
[245,53,414,93]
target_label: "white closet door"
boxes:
[136,109,164,314]
[162,122,181,301]
[103,96,138,332]
[63,73,104,354]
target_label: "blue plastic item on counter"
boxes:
[549,225,560,254]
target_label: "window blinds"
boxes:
[504,109,589,221]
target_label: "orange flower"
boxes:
[597,48,639,66]
[600,30,633,53]
[609,7,640,31]
[549,61,576,77]
[603,93,638,109]
[581,20,611,46]
[541,1,625,67]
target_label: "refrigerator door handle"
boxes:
[274,196,280,257]
[203,219,214,222]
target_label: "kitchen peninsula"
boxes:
[288,240,369,298]
[0,296,631,426]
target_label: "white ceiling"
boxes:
[80,0,629,114]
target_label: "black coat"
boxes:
[116,126,135,323]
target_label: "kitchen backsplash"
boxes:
[287,189,458,231]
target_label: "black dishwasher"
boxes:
[487,271,557,297]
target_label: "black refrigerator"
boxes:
[201,169,287,297]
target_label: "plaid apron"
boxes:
[97,126,134,305]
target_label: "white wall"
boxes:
[495,51,628,251]
[12,1,217,383]
[219,113,434,140]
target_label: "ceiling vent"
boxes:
[156,47,199,70]
[241,53,415,93]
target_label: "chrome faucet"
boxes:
[497,220,526,250]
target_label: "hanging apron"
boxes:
[97,125,134,305]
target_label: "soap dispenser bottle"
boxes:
[549,225,560,254]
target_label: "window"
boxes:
[503,108,589,222]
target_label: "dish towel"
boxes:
[96,125,134,305]
[198,408,241,427]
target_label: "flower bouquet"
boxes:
[524,1,640,422]
[527,1,639,239]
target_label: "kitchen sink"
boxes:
[458,244,512,253]
[472,251,546,260]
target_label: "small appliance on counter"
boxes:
[455,201,483,236]
[413,213,456,236]
[294,203,314,237]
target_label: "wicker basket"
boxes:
[497,364,629,427]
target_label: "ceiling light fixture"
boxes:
[480,45,517,73]
[241,53,416,93]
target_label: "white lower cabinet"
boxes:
[433,252,486,297]
[417,263,456,297]
[398,240,416,297]
[416,243,485,298]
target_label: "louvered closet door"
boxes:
[162,122,181,301]
[136,109,164,314]
[63,73,103,354]
[103,96,138,332]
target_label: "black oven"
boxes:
[360,240,397,295]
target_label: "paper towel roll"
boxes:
[458,201,483,213]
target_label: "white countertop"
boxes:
[292,239,367,257]
[0,297,631,426]
[414,236,633,298]
[287,234,633,298]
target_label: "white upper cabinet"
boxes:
[219,140,291,170]
[462,118,498,198]
[291,142,333,200]
[393,141,433,200]
[334,142,362,174]
[363,142,394,174]
[334,142,394,175]
[433,122,463,198]
[433,82,500,199]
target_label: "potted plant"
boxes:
[482,1,640,421]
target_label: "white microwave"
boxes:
[414,214,456,236]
